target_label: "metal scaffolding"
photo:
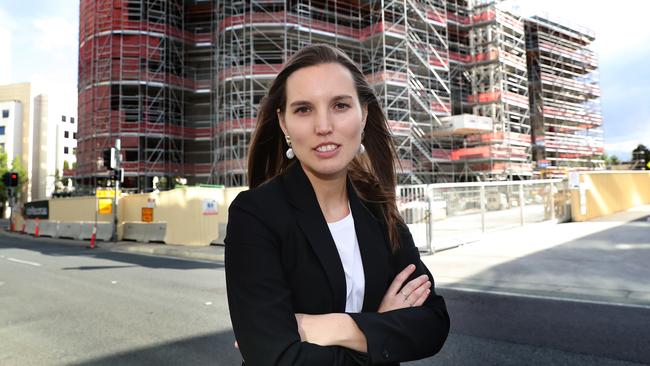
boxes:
[77,0,215,192]
[525,14,604,178]
[79,0,603,189]
[437,0,532,181]
[214,0,452,186]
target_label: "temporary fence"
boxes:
[397,178,569,253]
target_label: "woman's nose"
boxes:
[314,111,333,135]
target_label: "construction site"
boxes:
[77,0,604,191]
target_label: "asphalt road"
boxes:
[1,234,648,365]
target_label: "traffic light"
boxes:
[103,148,116,170]
[2,172,19,187]
[111,168,124,183]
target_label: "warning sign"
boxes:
[202,199,218,215]
[98,199,112,214]
[142,207,154,223]
[96,189,116,198]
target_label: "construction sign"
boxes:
[98,199,113,214]
[96,189,116,198]
[142,208,154,223]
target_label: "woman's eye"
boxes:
[334,103,350,110]
[294,106,310,114]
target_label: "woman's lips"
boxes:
[313,144,341,158]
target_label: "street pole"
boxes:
[111,138,121,242]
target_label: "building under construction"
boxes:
[77,0,604,190]
[525,15,604,178]
[77,0,215,192]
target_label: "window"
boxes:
[64,147,69,154]
[0,143,4,151]
[2,110,8,118]
[73,132,77,139]
[73,148,76,155]
[71,117,75,123]
[64,131,69,138]
[0,126,4,135]
[61,115,66,122]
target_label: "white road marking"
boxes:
[7,257,41,267]
[205,301,212,306]
[441,285,650,310]
[111,281,118,284]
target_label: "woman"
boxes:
[225,44,450,365]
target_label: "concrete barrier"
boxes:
[39,220,59,237]
[58,222,82,239]
[25,220,37,235]
[78,222,113,241]
[212,223,228,245]
[96,223,113,241]
[123,222,167,243]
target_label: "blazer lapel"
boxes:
[280,162,391,313]
[347,179,390,312]
[281,162,347,312]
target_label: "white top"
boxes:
[327,206,365,313]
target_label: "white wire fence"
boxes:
[397,179,570,254]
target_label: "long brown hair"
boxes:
[247,44,405,254]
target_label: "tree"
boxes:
[9,158,29,202]
[0,149,10,216]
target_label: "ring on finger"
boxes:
[401,291,408,302]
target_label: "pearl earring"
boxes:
[285,135,295,159]
[358,130,366,155]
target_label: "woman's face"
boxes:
[278,62,367,180]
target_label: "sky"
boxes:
[0,1,648,160]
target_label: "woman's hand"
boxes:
[294,313,368,352]
[378,264,431,313]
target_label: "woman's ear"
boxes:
[277,108,288,135]
[361,105,368,130]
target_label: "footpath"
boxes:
[423,205,650,307]
[2,205,649,306]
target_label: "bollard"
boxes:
[35,218,40,237]
[22,222,26,233]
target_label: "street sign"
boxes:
[96,189,116,198]
[142,208,154,223]
[98,199,112,214]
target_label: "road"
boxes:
[1,234,647,365]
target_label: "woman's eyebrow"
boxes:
[331,95,353,102]
[288,95,352,107]
[289,100,311,108]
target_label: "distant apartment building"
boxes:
[0,82,78,201]
[0,100,24,166]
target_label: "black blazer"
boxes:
[225,162,450,365]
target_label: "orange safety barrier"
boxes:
[365,71,408,84]
[220,64,283,80]
[448,51,472,63]
[473,49,499,63]
[215,119,256,135]
[388,120,410,136]
[472,10,496,23]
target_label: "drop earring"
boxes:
[358,130,366,155]
[285,135,295,159]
